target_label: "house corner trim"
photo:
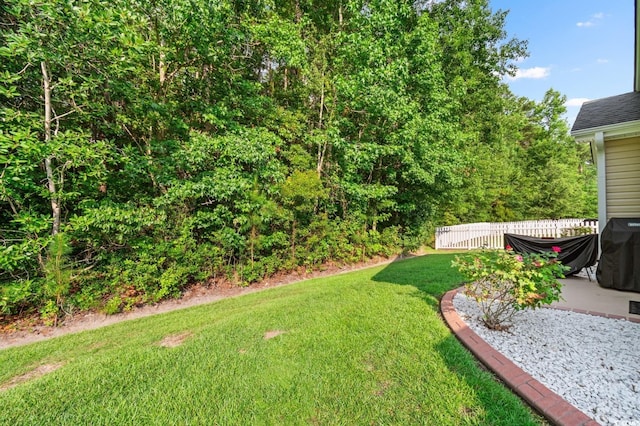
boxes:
[595,132,606,234]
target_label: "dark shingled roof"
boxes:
[571,91,640,132]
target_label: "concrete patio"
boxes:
[552,274,640,322]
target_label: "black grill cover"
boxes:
[504,233,598,276]
[596,218,640,292]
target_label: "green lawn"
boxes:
[0,254,543,425]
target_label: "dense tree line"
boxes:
[0,0,595,320]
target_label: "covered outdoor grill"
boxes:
[504,233,598,276]
[596,218,640,292]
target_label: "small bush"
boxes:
[452,247,568,330]
[103,295,123,315]
[560,226,594,237]
[39,299,60,326]
[0,279,36,316]
[157,265,193,300]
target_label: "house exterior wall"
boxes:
[605,136,640,220]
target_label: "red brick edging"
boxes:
[440,288,599,426]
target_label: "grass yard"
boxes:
[0,253,543,425]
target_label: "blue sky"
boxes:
[489,0,635,127]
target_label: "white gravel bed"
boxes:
[453,293,640,426]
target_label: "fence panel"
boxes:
[435,219,598,250]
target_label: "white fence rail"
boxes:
[435,219,598,250]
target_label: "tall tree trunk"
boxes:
[316,71,327,177]
[159,38,166,86]
[41,61,61,236]
[291,219,297,261]
[250,224,256,268]
[284,67,288,91]
[295,0,302,23]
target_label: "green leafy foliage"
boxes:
[0,0,596,319]
[452,247,568,330]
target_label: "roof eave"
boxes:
[571,119,640,143]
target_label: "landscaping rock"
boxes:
[453,293,640,426]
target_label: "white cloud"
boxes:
[565,98,591,107]
[597,58,609,64]
[507,66,551,80]
[577,12,604,28]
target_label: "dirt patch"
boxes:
[0,252,424,350]
[0,362,65,392]
[263,330,286,340]
[158,332,193,348]
[363,362,376,372]
[373,380,392,396]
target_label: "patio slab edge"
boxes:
[549,305,640,324]
[440,288,599,426]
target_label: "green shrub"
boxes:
[103,295,123,315]
[157,265,193,300]
[67,280,104,311]
[452,247,568,330]
[41,234,73,320]
[560,226,594,237]
[39,299,59,326]
[1,200,412,320]
[0,279,36,316]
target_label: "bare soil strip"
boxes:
[159,332,194,348]
[0,362,65,392]
[0,254,413,350]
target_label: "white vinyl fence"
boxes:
[435,219,598,250]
